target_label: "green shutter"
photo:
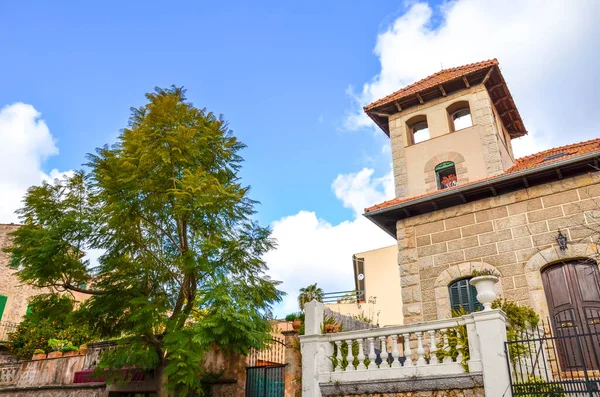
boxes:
[0,295,7,321]
[449,279,483,314]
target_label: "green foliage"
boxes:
[33,349,45,354]
[61,344,79,353]
[471,269,500,277]
[298,283,323,311]
[434,307,470,372]
[352,313,372,324]
[6,86,283,396]
[285,313,300,321]
[7,294,94,358]
[492,298,540,363]
[513,377,565,396]
[48,339,69,351]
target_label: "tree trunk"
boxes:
[155,358,169,397]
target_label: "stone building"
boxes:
[0,223,90,339]
[362,59,600,333]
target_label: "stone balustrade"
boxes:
[301,300,513,397]
[0,364,18,385]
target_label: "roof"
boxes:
[364,59,498,111]
[365,138,600,214]
[363,59,527,139]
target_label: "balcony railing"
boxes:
[321,290,365,304]
[0,322,17,343]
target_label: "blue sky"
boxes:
[1,1,599,316]
[0,0,411,225]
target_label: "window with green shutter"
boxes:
[0,295,7,322]
[449,278,482,314]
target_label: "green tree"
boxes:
[6,86,283,397]
[298,283,323,310]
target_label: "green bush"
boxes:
[285,313,299,321]
[61,344,79,353]
[33,349,45,354]
[7,294,95,358]
[513,377,565,396]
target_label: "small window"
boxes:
[435,161,458,189]
[449,279,482,314]
[412,121,430,144]
[452,109,473,130]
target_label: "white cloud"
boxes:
[0,103,72,223]
[267,169,395,316]
[346,0,600,158]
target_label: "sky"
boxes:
[1,0,599,316]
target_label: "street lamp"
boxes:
[556,230,568,250]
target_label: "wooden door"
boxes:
[542,260,600,371]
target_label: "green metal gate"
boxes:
[245,364,285,397]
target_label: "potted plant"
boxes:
[79,344,88,356]
[62,344,79,357]
[470,269,500,311]
[286,313,302,332]
[47,339,68,358]
[32,349,46,360]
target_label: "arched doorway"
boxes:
[542,259,600,370]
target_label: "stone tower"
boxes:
[364,59,527,198]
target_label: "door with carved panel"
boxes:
[542,260,600,371]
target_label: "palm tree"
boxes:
[298,283,324,311]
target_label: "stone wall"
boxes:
[0,383,105,396]
[324,308,373,331]
[323,390,484,397]
[398,172,600,324]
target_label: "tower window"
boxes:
[412,121,430,144]
[449,278,482,314]
[447,101,473,132]
[435,161,457,189]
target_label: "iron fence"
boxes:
[0,322,17,343]
[505,319,600,396]
[245,364,285,397]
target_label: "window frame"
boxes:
[435,161,458,190]
[405,115,429,146]
[446,101,473,132]
[448,278,482,314]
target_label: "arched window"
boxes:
[449,278,482,314]
[435,161,458,189]
[447,101,473,131]
[406,115,429,145]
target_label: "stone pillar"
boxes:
[300,300,324,397]
[283,330,301,397]
[470,309,511,397]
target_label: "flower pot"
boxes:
[32,353,46,360]
[63,351,78,357]
[292,319,302,332]
[469,275,499,311]
[47,351,63,359]
[79,345,88,356]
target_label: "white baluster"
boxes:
[367,338,377,370]
[416,331,426,366]
[402,333,413,367]
[357,338,366,370]
[379,336,388,368]
[335,341,343,371]
[456,329,463,364]
[391,334,401,368]
[428,330,438,365]
[442,329,452,364]
[346,339,355,371]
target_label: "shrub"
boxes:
[471,269,500,278]
[61,344,79,353]
[285,313,299,321]
[33,349,45,354]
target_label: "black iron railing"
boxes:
[321,290,365,304]
[505,319,600,396]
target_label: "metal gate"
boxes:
[245,364,285,397]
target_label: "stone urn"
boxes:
[47,351,63,359]
[469,275,499,310]
[79,345,88,356]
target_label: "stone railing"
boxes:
[301,301,512,397]
[0,364,19,385]
[82,341,117,369]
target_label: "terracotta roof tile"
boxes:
[364,138,600,213]
[364,59,498,111]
